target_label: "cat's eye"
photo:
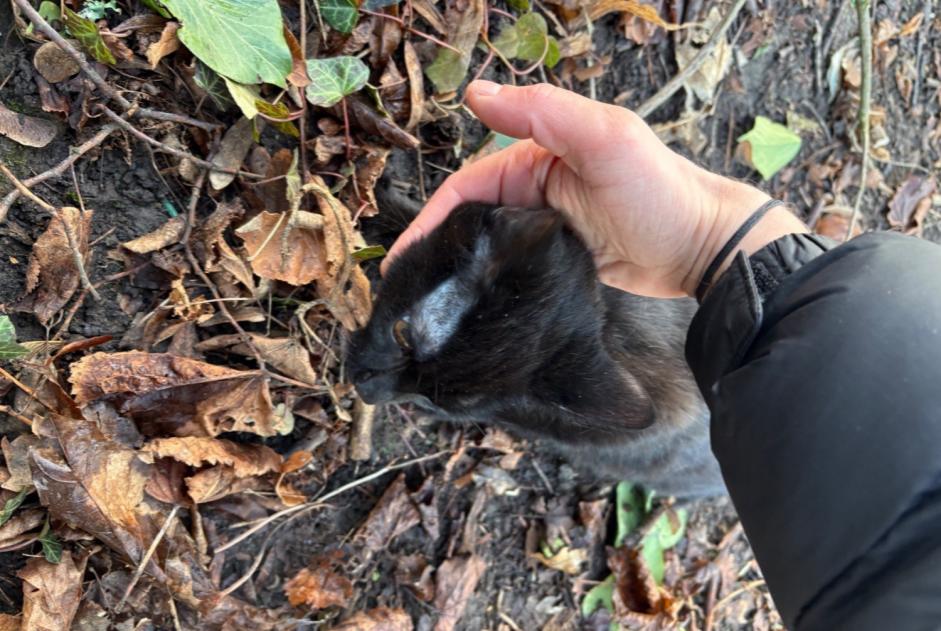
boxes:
[392,319,413,351]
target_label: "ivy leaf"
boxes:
[224,77,262,118]
[305,56,369,107]
[320,0,359,34]
[160,0,293,87]
[0,489,28,527]
[737,116,802,180]
[62,8,116,65]
[194,61,234,110]
[142,0,172,18]
[581,574,615,617]
[255,100,300,138]
[614,481,653,547]
[78,0,121,21]
[640,508,687,584]
[425,49,468,94]
[0,316,29,360]
[515,13,560,68]
[491,24,519,59]
[38,519,62,564]
[363,0,400,8]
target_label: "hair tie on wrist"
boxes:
[695,199,785,302]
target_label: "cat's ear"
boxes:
[490,206,564,254]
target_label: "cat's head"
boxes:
[346,202,655,434]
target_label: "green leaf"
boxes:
[352,245,387,262]
[363,0,399,8]
[425,48,469,94]
[507,0,530,11]
[79,0,121,21]
[38,519,61,564]
[224,78,261,118]
[614,481,645,548]
[581,574,615,617]
[194,61,234,110]
[544,37,560,69]
[62,8,116,65]
[142,0,172,18]
[305,56,369,107]
[492,24,519,59]
[0,489,28,527]
[640,508,687,584]
[255,100,300,137]
[160,0,293,87]
[320,0,359,34]
[515,13,549,60]
[0,316,29,360]
[37,1,60,22]
[737,115,802,180]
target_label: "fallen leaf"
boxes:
[282,26,310,87]
[195,200,255,291]
[356,474,421,551]
[285,553,353,610]
[529,544,589,575]
[0,508,44,550]
[69,351,288,437]
[146,20,181,67]
[33,41,81,83]
[275,451,311,506]
[15,207,91,325]
[184,465,265,503]
[2,435,42,491]
[143,437,282,476]
[62,8,116,64]
[18,551,87,631]
[675,7,731,104]
[814,212,861,240]
[340,144,390,217]
[0,101,58,148]
[236,210,328,285]
[0,316,29,361]
[403,41,424,130]
[424,0,484,93]
[737,116,802,180]
[433,555,486,631]
[196,333,318,385]
[334,607,413,630]
[210,117,255,190]
[144,457,188,504]
[345,96,420,150]
[887,175,936,235]
[899,11,924,37]
[582,0,676,28]
[121,216,186,253]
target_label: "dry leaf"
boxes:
[285,553,353,610]
[340,145,390,218]
[356,474,421,552]
[675,7,731,104]
[345,96,420,149]
[69,351,287,437]
[887,175,936,235]
[195,200,255,291]
[0,509,44,551]
[0,101,58,147]
[19,551,87,631]
[334,608,413,631]
[15,207,91,325]
[283,26,310,87]
[236,210,328,286]
[0,614,19,630]
[899,12,924,37]
[146,21,180,68]
[433,555,486,631]
[2,435,42,492]
[210,117,256,190]
[33,41,81,83]
[276,451,311,506]
[196,333,318,385]
[411,0,448,35]
[184,465,265,503]
[403,41,424,131]
[579,0,677,29]
[143,437,282,476]
[529,545,588,575]
[814,212,862,240]
[144,457,188,504]
[121,216,186,253]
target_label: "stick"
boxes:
[115,505,180,613]
[846,0,872,241]
[635,0,747,119]
[11,0,217,133]
[349,398,376,461]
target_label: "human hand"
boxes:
[382,81,807,298]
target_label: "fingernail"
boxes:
[470,80,501,97]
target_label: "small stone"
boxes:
[33,41,81,84]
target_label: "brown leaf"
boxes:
[433,555,486,631]
[2,435,42,492]
[0,101,58,147]
[184,465,265,503]
[283,26,310,87]
[236,210,328,286]
[143,436,281,477]
[411,0,448,35]
[144,457,189,504]
[340,144,390,218]
[276,451,311,506]
[334,607,413,631]
[33,41,81,83]
[121,216,186,254]
[0,614,19,631]
[899,12,924,37]
[0,508,44,551]
[580,0,677,29]
[887,175,936,235]
[608,546,677,626]
[210,117,256,190]
[371,17,403,69]
[195,200,255,291]
[814,212,861,241]
[345,96,420,150]
[69,351,287,437]
[281,450,313,474]
[356,474,421,552]
[196,333,318,385]
[19,551,87,631]
[15,207,91,325]
[403,41,424,131]
[529,545,588,575]
[284,553,353,610]
[146,21,180,68]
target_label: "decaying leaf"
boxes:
[195,200,255,291]
[184,464,265,503]
[15,207,91,325]
[675,7,732,105]
[887,175,936,235]
[403,41,424,130]
[529,544,589,575]
[143,437,281,476]
[210,117,256,190]
[425,0,484,93]
[2,435,43,492]
[33,41,81,83]
[196,333,318,385]
[0,101,58,148]
[581,0,677,29]
[356,474,421,552]
[69,351,289,437]
[334,607,413,630]
[121,216,186,254]
[433,554,486,631]
[285,553,354,610]
[146,20,181,68]
[814,212,862,241]
[19,551,88,631]
[236,210,328,285]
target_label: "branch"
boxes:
[846,0,872,240]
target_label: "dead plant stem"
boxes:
[116,505,180,613]
[846,0,872,240]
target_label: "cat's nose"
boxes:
[352,370,397,405]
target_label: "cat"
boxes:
[347,199,724,498]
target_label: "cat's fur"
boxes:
[347,201,724,497]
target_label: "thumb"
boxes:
[466,81,636,172]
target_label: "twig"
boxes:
[912,0,933,105]
[635,0,747,118]
[846,0,872,241]
[11,0,218,133]
[298,2,310,187]
[0,164,100,300]
[116,505,180,613]
[97,106,261,179]
[0,124,118,222]
[0,404,33,427]
[360,9,462,54]
[349,398,376,461]
[215,451,448,554]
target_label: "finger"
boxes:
[466,81,634,172]
[381,140,557,274]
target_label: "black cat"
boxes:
[347,202,724,497]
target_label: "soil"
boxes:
[1,0,939,629]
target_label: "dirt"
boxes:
[1,0,940,628]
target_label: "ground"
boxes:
[0,0,939,629]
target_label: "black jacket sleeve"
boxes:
[685,232,941,631]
